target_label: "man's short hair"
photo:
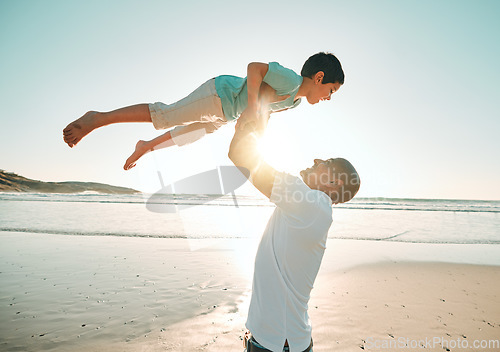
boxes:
[330,158,360,203]
[301,52,345,85]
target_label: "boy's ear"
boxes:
[314,71,325,84]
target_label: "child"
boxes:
[62,52,344,170]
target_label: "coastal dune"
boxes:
[0,170,138,194]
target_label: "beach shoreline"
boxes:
[1,231,499,351]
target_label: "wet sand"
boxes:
[1,232,499,351]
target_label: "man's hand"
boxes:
[238,82,287,131]
[229,113,276,199]
[237,105,270,134]
[237,104,260,130]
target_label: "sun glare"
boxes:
[257,130,297,170]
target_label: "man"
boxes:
[228,113,360,352]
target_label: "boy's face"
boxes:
[306,72,342,104]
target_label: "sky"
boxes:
[1,0,499,200]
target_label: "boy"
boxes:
[62,52,344,170]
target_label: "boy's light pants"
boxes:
[149,79,227,146]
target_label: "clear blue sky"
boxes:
[1,0,499,200]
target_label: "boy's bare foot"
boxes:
[124,140,151,170]
[63,111,98,147]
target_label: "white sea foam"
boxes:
[0,193,498,244]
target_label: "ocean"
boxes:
[1,192,499,351]
[0,192,498,244]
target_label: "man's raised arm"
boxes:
[228,114,277,199]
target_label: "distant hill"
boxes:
[0,170,139,194]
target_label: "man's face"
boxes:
[300,159,336,190]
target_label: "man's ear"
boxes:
[325,179,342,197]
[314,71,325,84]
[327,181,344,204]
[323,179,341,194]
[330,179,344,187]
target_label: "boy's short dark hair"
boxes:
[301,52,345,85]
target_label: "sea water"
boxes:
[0,193,499,350]
[0,192,498,244]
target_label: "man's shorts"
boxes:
[148,78,227,131]
[244,333,313,352]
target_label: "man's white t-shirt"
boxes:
[246,172,333,352]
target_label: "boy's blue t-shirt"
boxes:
[214,62,303,121]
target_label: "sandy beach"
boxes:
[1,231,499,352]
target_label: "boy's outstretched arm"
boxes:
[246,62,269,111]
[228,113,276,199]
[238,62,269,128]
